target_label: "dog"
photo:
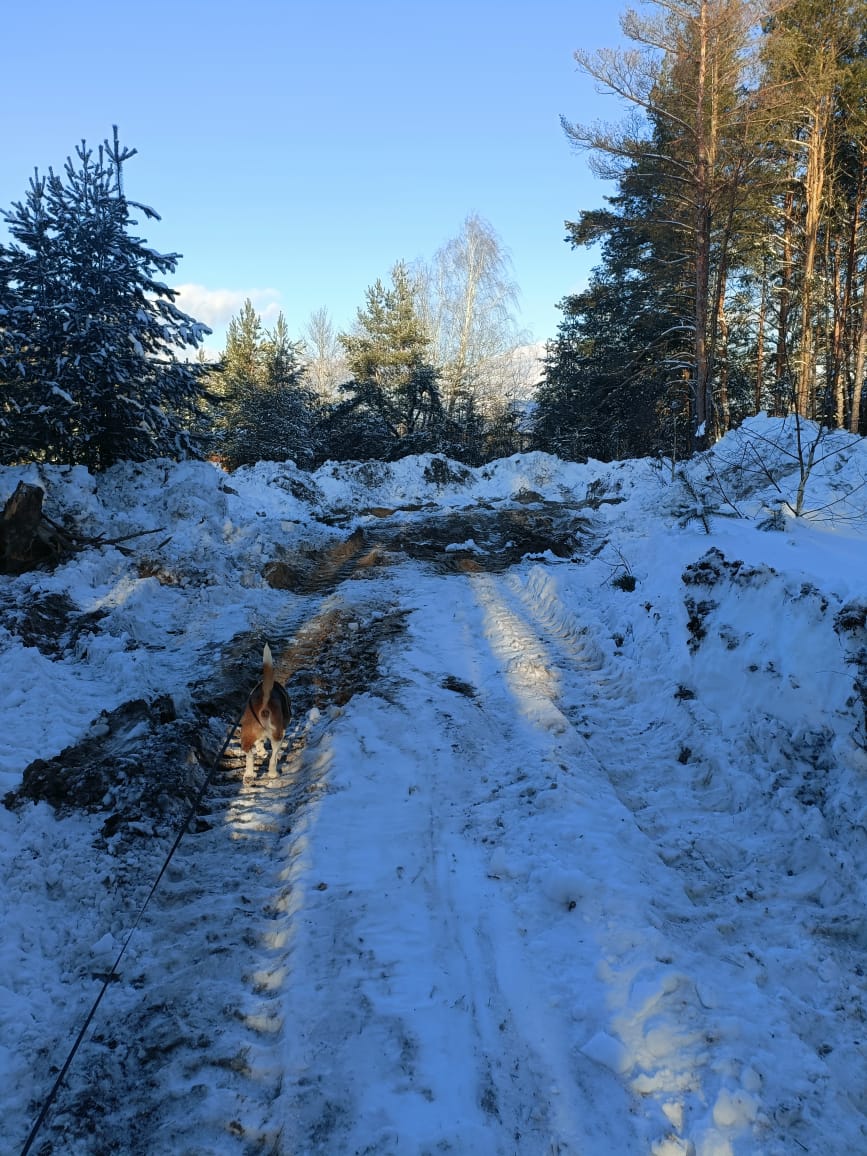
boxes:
[240,643,291,779]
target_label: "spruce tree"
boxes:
[214,303,320,468]
[0,128,211,469]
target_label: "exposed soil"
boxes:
[265,501,595,592]
[5,604,410,835]
[0,589,108,659]
[4,695,200,831]
[264,528,385,594]
[378,502,592,571]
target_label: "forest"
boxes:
[1,0,865,472]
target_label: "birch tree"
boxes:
[303,306,348,404]
[415,214,523,420]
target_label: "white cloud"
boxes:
[172,283,283,329]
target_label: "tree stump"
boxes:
[0,481,165,573]
[0,482,59,571]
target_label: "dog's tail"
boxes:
[260,643,276,720]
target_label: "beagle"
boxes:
[240,644,291,778]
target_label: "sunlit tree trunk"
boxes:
[795,91,832,416]
[851,277,867,432]
[754,259,768,413]
[772,184,796,410]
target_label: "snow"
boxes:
[2,414,867,1153]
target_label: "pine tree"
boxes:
[564,0,770,446]
[760,0,867,422]
[334,262,445,457]
[224,299,264,387]
[0,128,211,469]
[557,0,867,446]
[535,148,689,462]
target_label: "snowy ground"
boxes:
[3,415,867,1155]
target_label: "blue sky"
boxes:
[1,0,628,352]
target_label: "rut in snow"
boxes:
[25,589,408,1155]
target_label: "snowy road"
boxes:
[4,434,867,1154]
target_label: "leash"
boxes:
[19,710,244,1156]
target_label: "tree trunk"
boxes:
[796,95,832,416]
[755,264,767,414]
[775,187,795,410]
[836,157,865,428]
[715,287,731,437]
[693,1,713,444]
[850,278,867,433]
[0,483,50,570]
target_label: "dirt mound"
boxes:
[264,528,387,593]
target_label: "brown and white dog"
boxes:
[240,644,291,779]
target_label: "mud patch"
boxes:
[197,605,410,729]
[442,674,477,698]
[264,528,388,594]
[4,696,202,831]
[277,606,409,711]
[377,503,593,573]
[260,501,594,591]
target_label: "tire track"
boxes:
[461,565,779,1152]
[34,712,330,1154]
[469,560,864,1155]
[29,589,403,1155]
[272,563,648,1155]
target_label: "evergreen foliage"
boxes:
[0,128,211,469]
[535,0,867,460]
[211,301,320,469]
[331,263,447,459]
[536,156,687,461]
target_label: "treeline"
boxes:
[0,130,531,472]
[209,248,532,471]
[535,0,867,461]
[4,0,867,477]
